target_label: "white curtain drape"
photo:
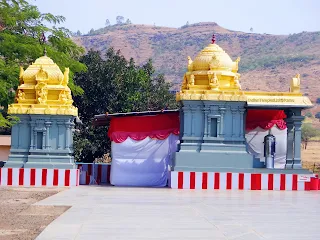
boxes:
[245,126,287,169]
[110,134,179,187]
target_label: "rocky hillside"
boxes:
[73,22,320,114]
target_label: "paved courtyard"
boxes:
[35,186,320,240]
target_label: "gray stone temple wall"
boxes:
[5,114,76,169]
[174,100,253,172]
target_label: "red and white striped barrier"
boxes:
[77,164,111,185]
[170,171,319,191]
[0,168,79,187]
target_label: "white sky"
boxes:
[31,0,320,35]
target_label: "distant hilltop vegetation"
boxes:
[73,22,320,103]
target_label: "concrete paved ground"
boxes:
[35,186,320,240]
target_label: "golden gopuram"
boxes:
[8,54,78,116]
[177,35,312,108]
[6,53,77,169]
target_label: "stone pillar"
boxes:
[30,122,35,150]
[231,108,237,138]
[45,121,51,149]
[70,122,75,151]
[42,131,46,149]
[57,121,63,149]
[191,107,196,136]
[65,121,71,150]
[292,116,304,169]
[207,112,211,137]
[239,109,245,139]
[219,106,226,137]
[16,121,21,149]
[204,106,209,138]
[182,105,191,136]
[284,118,294,169]
[33,129,37,149]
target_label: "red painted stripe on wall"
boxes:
[97,165,102,184]
[292,174,298,191]
[65,170,70,186]
[190,172,195,189]
[304,181,310,191]
[87,164,92,177]
[7,168,12,185]
[42,169,47,186]
[238,173,244,190]
[202,172,208,189]
[107,165,111,184]
[19,168,24,186]
[214,173,220,189]
[30,169,36,186]
[76,169,79,186]
[53,169,59,186]
[280,174,286,190]
[256,174,261,190]
[178,172,183,189]
[268,174,274,190]
[251,173,256,190]
[226,173,232,190]
[85,170,90,185]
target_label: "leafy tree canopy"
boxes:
[73,48,178,162]
[0,0,86,130]
[301,122,319,149]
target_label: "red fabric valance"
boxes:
[246,110,287,131]
[108,110,286,142]
[108,112,180,143]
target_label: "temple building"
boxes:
[91,35,315,189]
[174,34,313,173]
[5,54,77,169]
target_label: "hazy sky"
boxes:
[31,0,320,35]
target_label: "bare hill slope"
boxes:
[74,22,320,114]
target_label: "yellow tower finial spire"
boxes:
[211,34,216,44]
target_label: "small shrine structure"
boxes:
[173,34,313,174]
[5,53,78,169]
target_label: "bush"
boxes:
[302,123,320,149]
[305,112,313,118]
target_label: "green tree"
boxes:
[105,19,110,27]
[88,28,94,35]
[0,0,86,130]
[301,123,319,149]
[73,49,178,162]
[116,16,124,25]
[305,112,313,118]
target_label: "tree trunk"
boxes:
[305,140,308,150]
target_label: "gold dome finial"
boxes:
[211,34,216,44]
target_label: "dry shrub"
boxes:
[94,153,112,163]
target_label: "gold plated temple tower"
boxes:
[177,35,312,108]
[6,53,77,169]
[178,34,245,101]
[8,55,78,116]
